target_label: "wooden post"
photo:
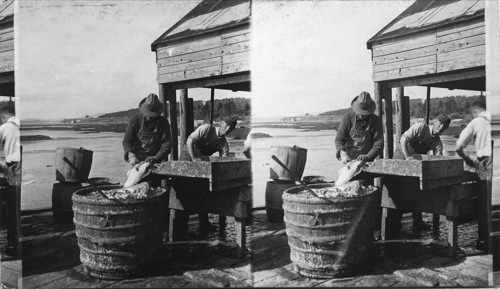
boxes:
[384,86,394,159]
[186,98,194,136]
[179,89,188,151]
[159,84,168,118]
[426,86,431,124]
[210,88,215,125]
[395,87,404,148]
[374,82,385,160]
[402,96,410,131]
[374,82,384,118]
[166,86,178,160]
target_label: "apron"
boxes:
[136,117,161,161]
[345,117,373,160]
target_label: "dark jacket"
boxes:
[122,113,172,162]
[334,111,384,161]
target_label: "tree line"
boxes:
[98,97,251,121]
[320,95,484,121]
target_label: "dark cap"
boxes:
[222,116,238,129]
[436,114,451,127]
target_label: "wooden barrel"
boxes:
[52,182,88,224]
[282,183,380,278]
[265,180,298,223]
[72,185,168,279]
[55,147,93,183]
[269,145,307,181]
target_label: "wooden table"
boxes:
[154,158,252,258]
[379,176,478,257]
[364,156,482,257]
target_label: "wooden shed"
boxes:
[367,0,494,255]
[151,0,250,160]
[367,0,486,157]
[0,0,14,97]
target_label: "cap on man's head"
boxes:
[139,93,163,117]
[0,104,15,115]
[223,116,238,129]
[471,100,486,110]
[351,91,376,115]
[436,114,451,128]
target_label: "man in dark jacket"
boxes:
[122,93,172,166]
[335,91,384,164]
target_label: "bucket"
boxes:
[269,145,307,181]
[265,180,298,223]
[52,182,88,224]
[282,183,380,278]
[72,185,168,279]
[55,147,93,183]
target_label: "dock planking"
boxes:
[21,211,251,289]
[251,210,491,287]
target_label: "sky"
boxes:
[18,0,248,120]
[251,0,478,119]
[17,0,479,120]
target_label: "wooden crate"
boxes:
[154,157,251,191]
[365,155,464,190]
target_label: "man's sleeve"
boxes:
[366,115,384,160]
[218,139,230,156]
[455,122,473,150]
[189,124,210,144]
[122,116,138,161]
[334,114,351,159]
[402,122,423,142]
[153,118,172,162]
[433,138,444,155]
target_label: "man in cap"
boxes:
[335,91,384,164]
[391,114,451,232]
[123,93,172,166]
[173,117,238,240]
[398,114,451,161]
[455,100,491,251]
[0,104,20,259]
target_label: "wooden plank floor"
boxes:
[251,210,492,287]
[1,227,22,289]
[21,212,251,289]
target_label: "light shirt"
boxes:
[0,116,20,163]
[187,124,229,156]
[455,111,491,157]
[401,122,443,155]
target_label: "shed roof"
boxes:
[152,0,250,51]
[0,0,13,25]
[367,0,484,49]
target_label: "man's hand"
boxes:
[129,156,139,166]
[340,150,351,164]
[465,155,477,167]
[356,155,370,162]
[0,161,7,171]
[144,156,157,164]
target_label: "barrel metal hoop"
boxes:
[77,235,139,245]
[282,206,357,215]
[289,242,344,256]
[74,220,161,230]
[72,208,149,216]
[283,218,351,229]
[79,245,140,257]
[286,233,345,244]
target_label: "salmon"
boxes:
[335,160,368,186]
[123,162,152,188]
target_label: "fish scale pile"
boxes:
[312,181,375,198]
[89,183,165,200]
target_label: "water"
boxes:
[21,129,247,210]
[21,128,500,210]
[21,130,130,210]
[251,127,500,208]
